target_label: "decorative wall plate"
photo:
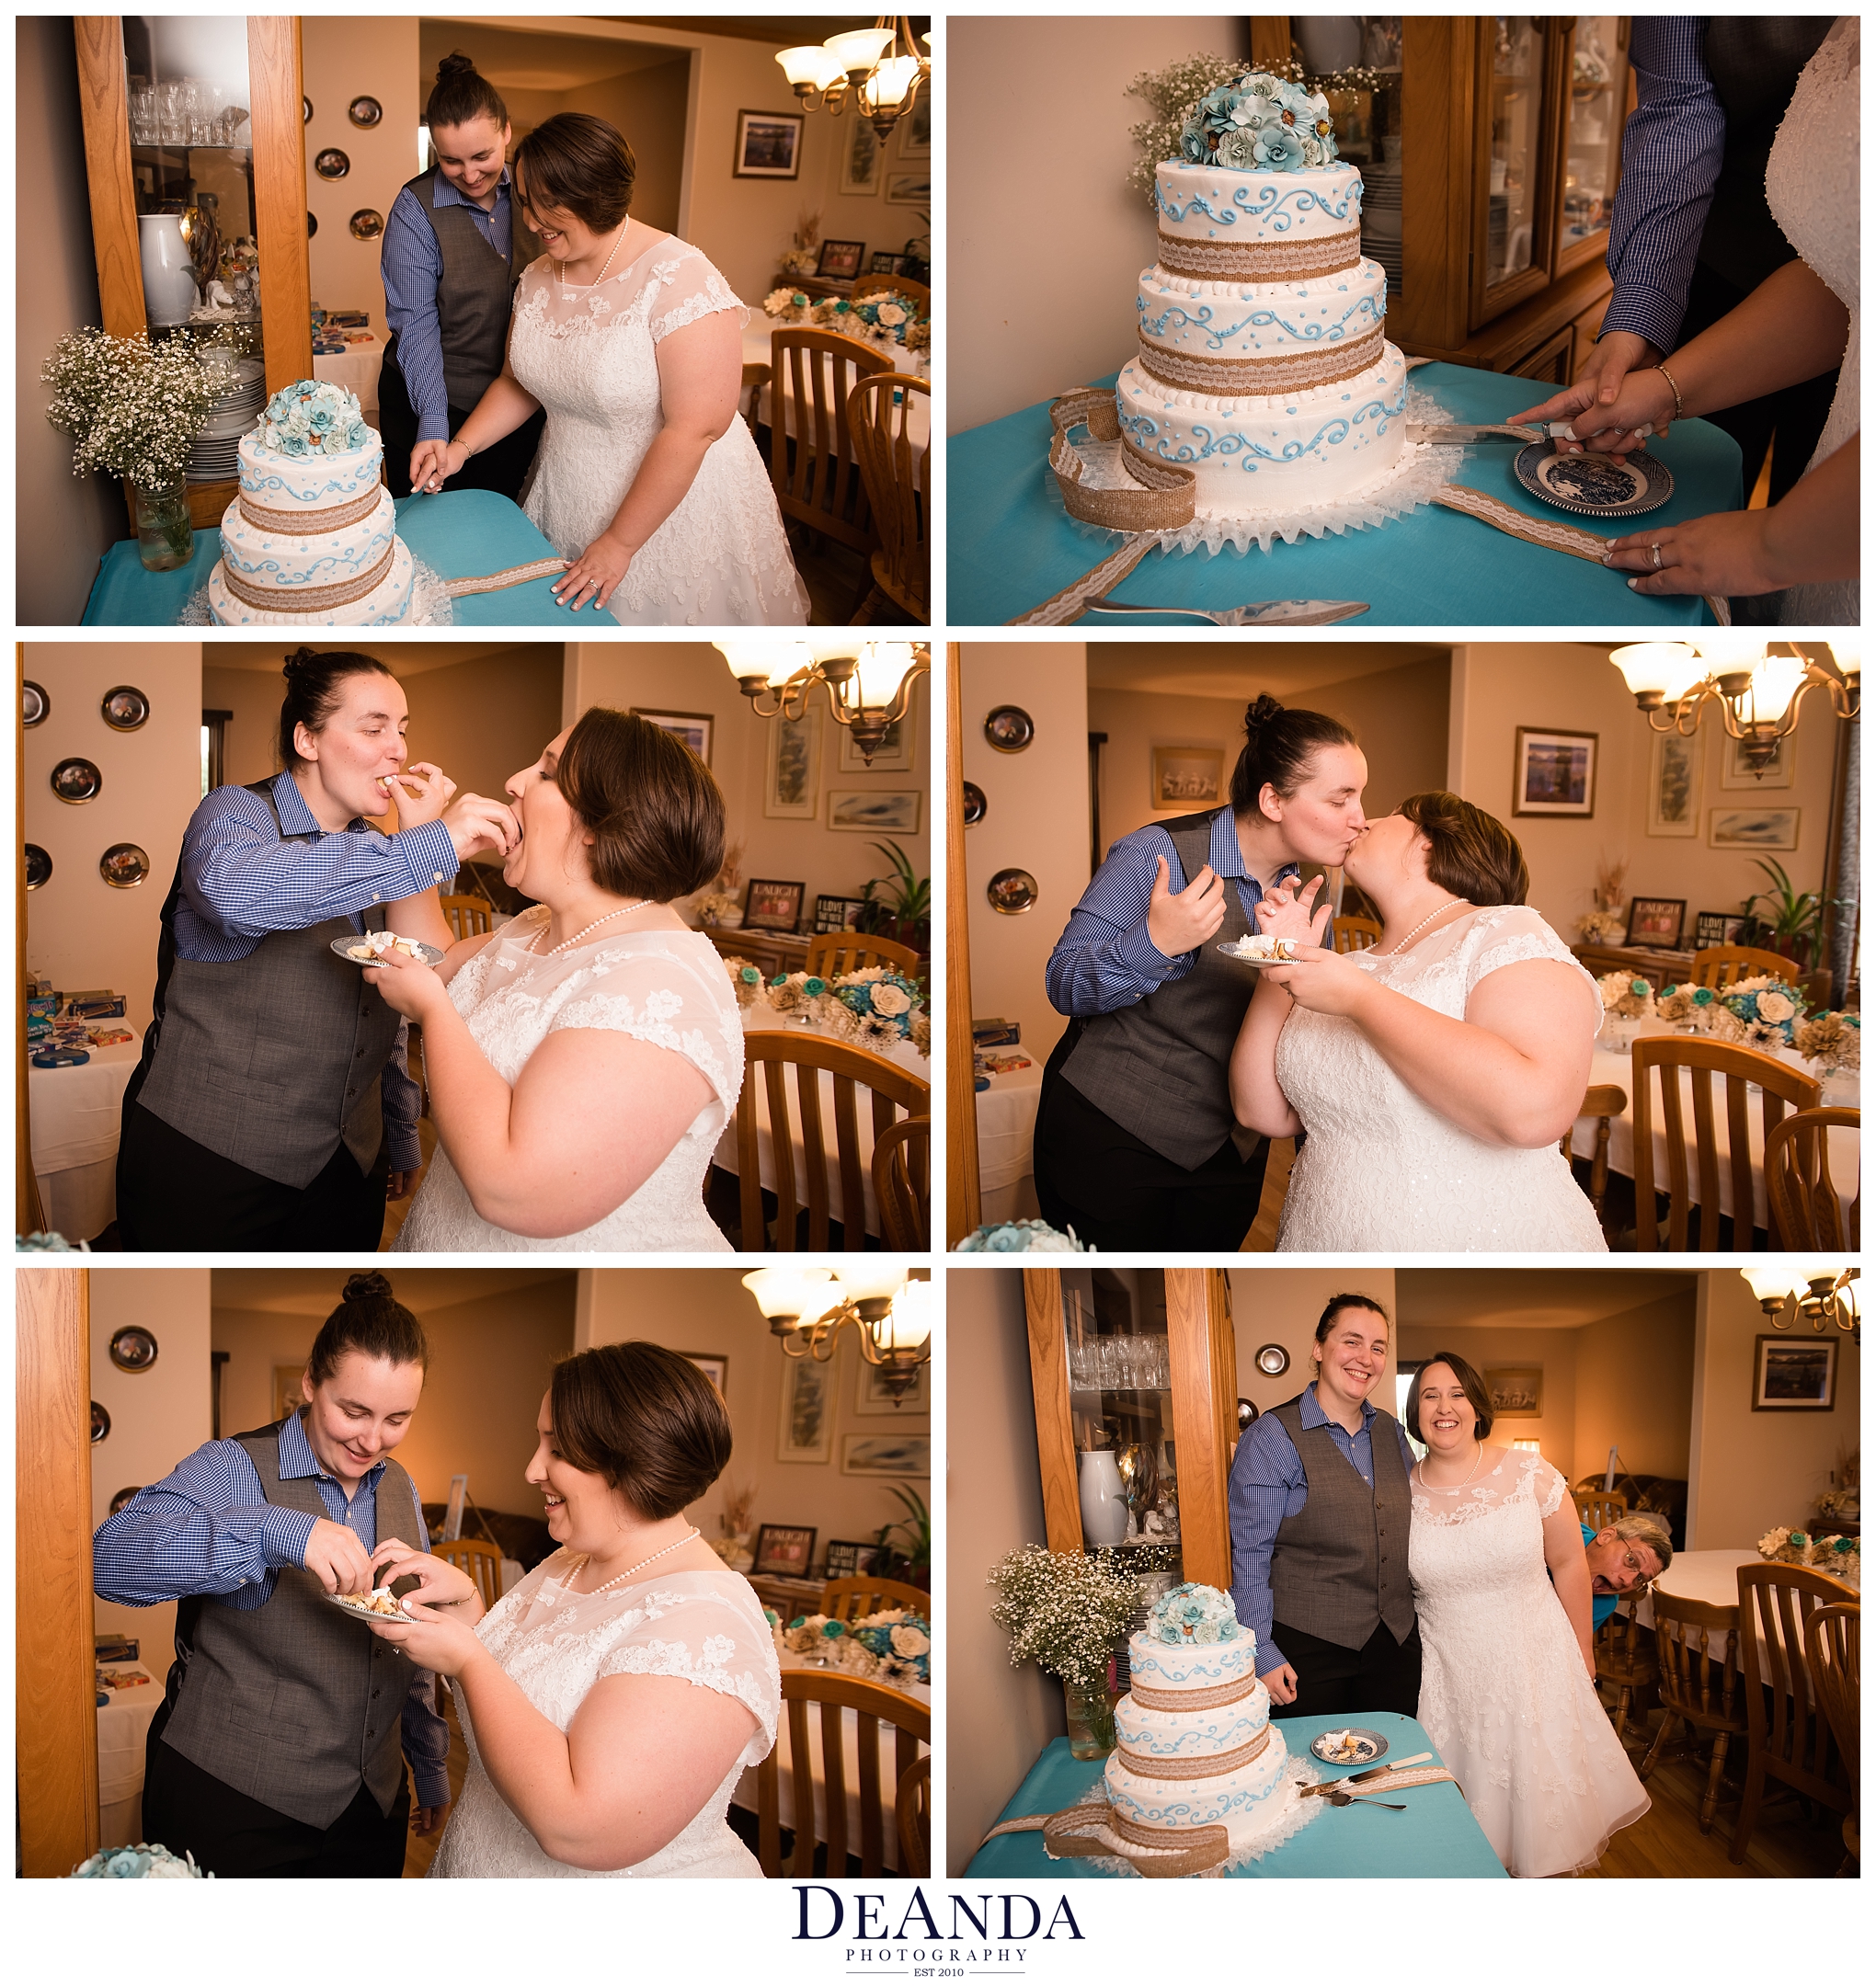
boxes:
[349,95,383,128]
[25,845,51,890]
[961,781,987,826]
[987,867,1038,915]
[100,843,152,888]
[23,679,49,726]
[308,211,319,237]
[303,96,314,122]
[109,1326,160,1372]
[349,209,384,240]
[100,685,150,731]
[1238,1397,1260,1431]
[92,1401,111,1444]
[315,147,350,179]
[1254,1342,1290,1376]
[984,705,1035,753]
[51,758,102,804]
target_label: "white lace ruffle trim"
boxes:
[177,555,456,627]
[1057,1755,1325,1878]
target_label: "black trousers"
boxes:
[142,1732,409,1878]
[376,346,544,502]
[116,1101,387,1253]
[1266,1617,1424,1721]
[1032,1033,1269,1251]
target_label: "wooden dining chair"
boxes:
[739,360,772,437]
[1564,1082,1628,1238]
[851,272,931,310]
[847,371,931,622]
[1728,1561,1857,1865]
[1765,1105,1860,1250]
[1630,1036,1821,1250]
[818,1573,930,1623]
[803,931,922,981]
[767,327,893,606]
[736,1032,930,1250]
[1641,1591,1747,1833]
[1573,1490,1628,1531]
[1690,945,1802,990]
[1331,915,1383,953]
[439,893,493,942]
[432,1536,504,1610]
[1803,1601,1860,1875]
[872,1114,930,1250]
[896,1753,932,1877]
[1592,1602,1657,1742]
[756,1670,931,1878]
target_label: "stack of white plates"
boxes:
[187,357,265,483]
[1362,161,1403,294]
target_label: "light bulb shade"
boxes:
[1825,638,1859,680]
[716,637,774,684]
[805,633,864,668]
[861,54,921,111]
[1740,1264,1800,1304]
[853,641,916,708]
[742,1265,839,1322]
[878,1277,932,1351]
[776,45,843,88]
[833,1263,906,1304]
[1795,1256,1850,1292]
[1692,633,1769,672]
[1744,654,1807,725]
[1609,642,1699,699]
[824,27,896,74]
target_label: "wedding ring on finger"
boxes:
[1652,543,1664,571]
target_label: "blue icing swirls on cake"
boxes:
[208,381,418,626]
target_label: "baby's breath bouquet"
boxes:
[988,1544,1148,1753]
[1126,54,1275,203]
[42,328,233,489]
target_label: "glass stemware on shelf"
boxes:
[1067,1331,1171,1393]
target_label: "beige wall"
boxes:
[1397,1322,1578,1468]
[577,1269,931,1557]
[563,644,930,920]
[17,17,134,620]
[303,17,421,344]
[1687,1271,1861,1550]
[563,62,690,235]
[959,644,1092,1064]
[24,646,204,1031]
[945,1266,1066,1875]
[201,663,287,789]
[1452,646,1836,942]
[1231,1267,1401,1421]
[949,16,1253,432]
[91,1268,214,1689]
[1572,1294,1696,1485]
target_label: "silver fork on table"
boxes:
[1083,597,1369,627]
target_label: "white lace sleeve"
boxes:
[1465,907,1602,1030]
[1533,1455,1569,1520]
[648,247,748,342]
[596,1584,781,1765]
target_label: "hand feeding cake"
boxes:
[209,381,417,625]
[1104,1583,1288,1849]
[1116,73,1405,514]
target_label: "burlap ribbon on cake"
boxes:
[1157,228,1361,281]
[1138,325,1384,395]
[237,485,385,535]
[219,543,400,615]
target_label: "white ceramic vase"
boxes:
[1078,1448,1128,1547]
[139,214,198,326]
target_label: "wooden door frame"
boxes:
[18,649,48,1237]
[1167,1268,1237,1590]
[945,643,981,1243]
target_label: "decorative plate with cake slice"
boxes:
[331,930,446,968]
[324,1587,412,1623]
[1217,933,1301,966]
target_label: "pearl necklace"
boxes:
[561,1525,701,1600]
[529,900,653,957]
[557,221,630,294]
[1416,1439,1485,1491]
[1378,896,1467,956]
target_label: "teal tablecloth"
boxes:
[81,489,588,626]
[966,1713,1506,1879]
[948,361,1740,626]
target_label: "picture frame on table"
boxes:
[744,878,806,932]
[828,789,921,834]
[777,1349,833,1463]
[1710,805,1801,852]
[1751,1334,1837,1411]
[840,712,913,772]
[1624,896,1687,949]
[733,109,804,179]
[839,115,883,196]
[884,170,930,207]
[841,1431,932,1478]
[1720,730,1795,790]
[855,1355,925,1415]
[867,252,907,277]
[1151,745,1226,810]
[823,1539,882,1580]
[1645,729,1700,837]
[685,1353,728,1397]
[817,238,867,281]
[1484,1367,1543,1418]
[1695,911,1745,949]
[751,1523,817,1577]
[814,894,869,934]
[1512,727,1596,816]
[629,708,713,766]
[764,710,821,819]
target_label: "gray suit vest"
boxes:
[159,1419,420,1828]
[135,778,402,1189]
[1268,1395,1416,1652]
[1061,809,1263,1170]
[396,167,542,409]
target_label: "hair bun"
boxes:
[281,645,320,682]
[437,51,479,80]
[1243,692,1285,735]
[342,1271,394,1304]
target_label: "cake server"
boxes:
[1408,421,1655,446]
[1083,597,1369,627]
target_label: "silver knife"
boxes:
[1409,421,1655,447]
[1084,596,1368,627]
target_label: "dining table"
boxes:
[29,1029,143,1243]
[313,332,385,416]
[1618,1547,1859,1679]
[97,1663,162,1849]
[967,1711,1505,1878]
[974,1056,1044,1224]
[947,360,1738,625]
[743,322,930,468]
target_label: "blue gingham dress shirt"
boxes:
[93,1410,451,1807]
[1046,805,1299,1016]
[1226,1384,1418,1680]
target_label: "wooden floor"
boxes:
[792,526,921,628]
[1241,1136,1296,1250]
[402,1689,469,1878]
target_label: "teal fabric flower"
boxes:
[1691,986,1715,1006]
[738,965,761,985]
[1630,978,1651,998]
[803,976,827,997]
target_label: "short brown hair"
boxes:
[514,112,636,233]
[1406,1352,1495,1444]
[550,1341,732,1521]
[1399,791,1529,907]
[307,1273,429,1386]
[556,706,726,902]
[1314,1293,1389,1343]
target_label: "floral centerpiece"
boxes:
[782,1607,931,1688]
[1710,975,1808,1049]
[762,289,932,359]
[1792,1010,1859,1074]
[955,1218,1093,1253]
[987,1544,1149,1757]
[72,1842,212,1878]
[1175,69,1338,172]
[1756,1525,1861,1591]
[725,960,932,1057]
[1655,981,1721,1030]
[257,379,372,456]
[1596,971,1653,1050]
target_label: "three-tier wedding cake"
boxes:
[208,381,417,625]
[1117,72,1406,514]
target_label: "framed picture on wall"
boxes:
[1484,1367,1543,1418]
[1752,1334,1837,1410]
[839,114,883,196]
[1709,806,1801,851]
[884,170,930,207]
[629,708,713,766]
[839,712,913,772]
[1150,745,1226,810]
[744,878,806,931]
[764,711,820,819]
[777,1352,832,1463]
[855,1354,926,1415]
[1720,730,1795,790]
[1624,896,1686,949]
[733,109,803,179]
[1512,728,1597,816]
[1646,728,1701,837]
[828,789,921,834]
[751,1524,817,1576]
[841,1431,932,1478]
[686,1353,727,1397]
[272,1364,307,1422]
[897,87,932,159]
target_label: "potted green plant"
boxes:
[871,1484,930,1589]
[855,839,930,954]
[1737,858,1848,970]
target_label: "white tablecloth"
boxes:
[975,1058,1044,1222]
[314,334,384,415]
[1573,1020,1858,1231]
[29,1030,142,1242]
[97,1664,162,1847]
[742,323,930,463]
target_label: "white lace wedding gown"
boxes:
[395,908,744,1251]
[1274,905,1607,1251]
[1767,15,1859,625]
[509,239,810,625]
[1411,1453,1649,1878]
[430,1560,781,1878]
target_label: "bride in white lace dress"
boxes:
[1406,1357,1649,1878]
[372,709,744,1251]
[414,111,808,626]
[1230,793,1606,1251]
[364,1342,781,1877]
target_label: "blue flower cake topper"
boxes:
[1150,1581,1242,1644]
[1174,71,1340,171]
[257,379,372,457]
